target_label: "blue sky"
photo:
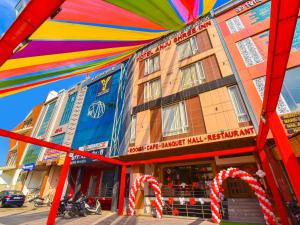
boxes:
[0,0,85,166]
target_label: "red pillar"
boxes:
[118,165,126,215]
[258,149,290,225]
[47,153,72,225]
[268,112,300,203]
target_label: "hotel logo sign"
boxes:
[98,76,112,96]
[128,127,255,154]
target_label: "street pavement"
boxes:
[0,205,209,225]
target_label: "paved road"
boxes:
[0,206,209,225]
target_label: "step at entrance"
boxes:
[227,198,266,224]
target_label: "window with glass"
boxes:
[37,101,56,137]
[236,37,264,67]
[226,16,245,34]
[130,115,136,144]
[162,102,188,137]
[177,36,198,60]
[228,86,250,122]
[7,150,17,167]
[144,78,161,102]
[162,164,214,198]
[88,176,98,196]
[50,133,65,145]
[181,61,206,90]
[22,144,42,165]
[144,54,160,75]
[59,92,77,125]
[254,67,300,114]
[100,171,114,197]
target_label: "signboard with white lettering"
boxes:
[128,127,256,154]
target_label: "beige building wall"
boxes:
[135,110,151,146]
[131,19,233,107]
[200,87,239,133]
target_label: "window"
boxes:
[22,144,42,165]
[181,61,206,90]
[50,133,65,145]
[162,102,188,137]
[177,36,198,60]
[253,76,291,114]
[253,67,300,114]
[7,151,17,167]
[37,101,56,137]
[236,37,264,67]
[228,86,250,122]
[100,171,114,197]
[15,0,27,16]
[144,55,160,75]
[144,79,161,102]
[130,115,136,144]
[226,16,245,34]
[59,92,77,125]
[88,176,98,196]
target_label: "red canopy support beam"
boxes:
[255,0,300,203]
[258,149,290,225]
[0,0,66,67]
[268,113,300,202]
[0,128,124,165]
[47,153,72,225]
[118,165,126,215]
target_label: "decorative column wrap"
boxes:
[128,175,163,219]
[210,167,276,225]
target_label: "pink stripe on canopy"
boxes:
[11,40,154,59]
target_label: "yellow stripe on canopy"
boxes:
[0,45,140,71]
[202,0,217,15]
[30,21,167,41]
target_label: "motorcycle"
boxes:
[63,195,87,218]
[28,194,51,207]
[84,197,102,215]
[57,197,69,217]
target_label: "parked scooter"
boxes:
[63,195,87,218]
[83,197,102,215]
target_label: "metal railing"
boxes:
[161,184,212,198]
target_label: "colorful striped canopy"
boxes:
[0,0,223,98]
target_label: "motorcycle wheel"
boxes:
[79,209,87,217]
[34,202,40,207]
[96,208,102,215]
[63,211,74,219]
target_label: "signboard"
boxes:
[128,127,256,154]
[78,141,109,151]
[42,149,60,161]
[72,148,107,164]
[71,68,121,163]
[235,0,263,13]
[281,112,300,134]
[22,163,35,171]
[136,20,212,61]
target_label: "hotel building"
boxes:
[120,15,266,223]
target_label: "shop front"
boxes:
[124,127,267,222]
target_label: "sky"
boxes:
[0,0,86,166]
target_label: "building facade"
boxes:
[121,15,265,222]
[0,104,42,191]
[69,64,129,210]
[214,0,300,203]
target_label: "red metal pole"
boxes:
[47,153,72,225]
[268,112,300,203]
[258,148,290,225]
[118,165,126,215]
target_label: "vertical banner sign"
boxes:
[71,68,120,164]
